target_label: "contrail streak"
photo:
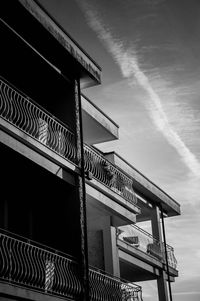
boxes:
[77,1,200,178]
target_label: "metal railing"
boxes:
[0,230,143,300]
[89,267,143,301]
[0,230,82,299]
[117,225,177,269]
[84,144,139,207]
[165,244,177,270]
[0,77,140,208]
[0,77,77,164]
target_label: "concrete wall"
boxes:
[88,229,104,269]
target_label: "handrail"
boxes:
[0,76,77,165]
[117,224,177,269]
[0,230,143,300]
[131,224,158,242]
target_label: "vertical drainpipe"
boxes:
[74,79,89,301]
[160,207,173,301]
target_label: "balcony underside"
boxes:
[118,240,178,283]
[86,186,136,227]
[1,0,101,88]
[119,249,176,283]
[0,281,73,301]
[82,95,119,144]
[86,178,140,217]
[0,122,76,179]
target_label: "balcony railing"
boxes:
[165,244,177,270]
[0,77,140,209]
[0,230,143,301]
[117,225,177,269]
[0,230,82,299]
[84,144,138,207]
[89,267,143,301]
[0,77,77,164]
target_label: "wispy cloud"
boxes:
[76,0,200,178]
[174,291,200,296]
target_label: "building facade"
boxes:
[0,1,180,301]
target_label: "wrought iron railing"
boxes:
[164,244,177,270]
[0,230,143,300]
[0,77,140,208]
[0,230,82,299]
[117,224,177,269]
[0,77,77,164]
[89,267,143,301]
[84,144,139,207]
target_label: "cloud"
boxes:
[76,0,200,178]
[174,291,200,296]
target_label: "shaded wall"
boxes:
[0,143,80,258]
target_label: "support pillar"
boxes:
[157,270,169,301]
[151,206,169,301]
[102,217,120,277]
[151,205,162,242]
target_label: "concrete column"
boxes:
[151,205,162,243]
[151,206,169,301]
[157,271,169,301]
[102,217,120,277]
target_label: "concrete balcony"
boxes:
[117,224,178,282]
[82,94,119,144]
[0,77,139,219]
[0,76,78,175]
[0,229,143,301]
[84,145,141,225]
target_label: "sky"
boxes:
[38,0,200,300]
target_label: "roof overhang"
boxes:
[2,0,101,88]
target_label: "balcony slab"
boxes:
[0,122,76,185]
[86,183,136,226]
[82,94,119,144]
[0,281,72,301]
[86,177,140,215]
[119,248,160,282]
[118,240,178,280]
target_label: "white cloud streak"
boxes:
[174,291,200,296]
[77,1,200,178]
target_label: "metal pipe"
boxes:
[160,207,173,301]
[74,79,90,301]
